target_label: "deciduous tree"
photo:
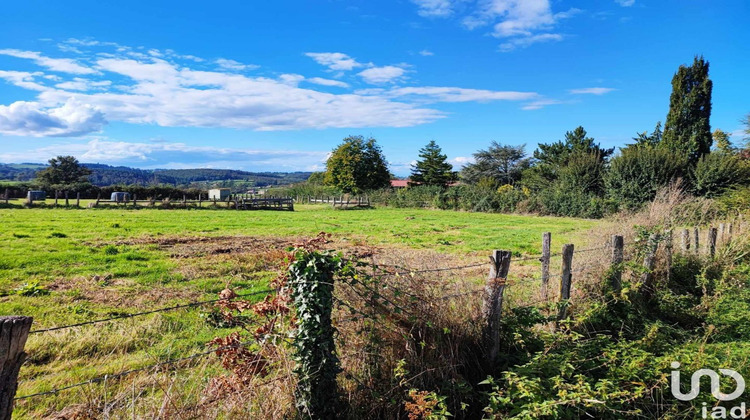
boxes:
[35,156,92,193]
[324,136,391,193]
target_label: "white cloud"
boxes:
[419,50,435,56]
[54,78,112,91]
[358,66,407,84]
[0,98,106,137]
[215,58,259,71]
[305,52,362,71]
[0,139,329,171]
[450,156,472,167]
[521,99,562,110]
[615,0,635,6]
[308,77,350,88]
[0,70,50,91]
[379,86,537,102]
[411,0,457,17]
[0,40,556,133]
[569,87,616,95]
[408,0,580,51]
[499,33,563,52]
[29,58,441,131]
[0,49,96,74]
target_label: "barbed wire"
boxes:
[435,287,485,301]
[13,339,257,401]
[29,289,275,334]
[363,261,487,277]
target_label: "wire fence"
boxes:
[30,289,275,334]
[14,339,257,401]
[13,239,611,406]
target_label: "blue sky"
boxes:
[0,0,747,175]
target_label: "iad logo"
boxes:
[671,361,746,419]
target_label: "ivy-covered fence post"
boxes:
[288,249,342,419]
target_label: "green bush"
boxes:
[605,147,688,210]
[525,185,609,218]
[691,152,749,197]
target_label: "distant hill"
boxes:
[0,163,311,187]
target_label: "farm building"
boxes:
[26,190,46,201]
[208,188,231,201]
[111,192,130,202]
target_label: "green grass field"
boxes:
[0,205,597,418]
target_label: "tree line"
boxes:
[312,56,750,218]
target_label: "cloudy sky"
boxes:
[0,0,748,174]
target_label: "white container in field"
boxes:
[27,190,46,201]
[208,188,231,201]
[111,192,130,202]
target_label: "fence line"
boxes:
[7,222,742,412]
[29,289,275,334]
[13,339,258,401]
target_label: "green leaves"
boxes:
[411,140,456,187]
[662,56,713,165]
[324,135,391,194]
[289,249,342,417]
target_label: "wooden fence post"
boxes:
[3,189,8,205]
[693,227,700,255]
[540,232,551,300]
[639,234,659,297]
[665,229,673,282]
[76,192,80,208]
[681,229,690,252]
[54,190,59,207]
[95,193,100,208]
[557,244,574,321]
[0,316,33,420]
[610,236,624,294]
[133,194,137,207]
[719,223,725,245]
[64,191,69,207]
[708,227,718,258]
[482,250,511,367]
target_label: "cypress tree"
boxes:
[410,140,455,186]
[662,56,713,165]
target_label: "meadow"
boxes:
[0,205,597,418]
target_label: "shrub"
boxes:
[525,185,609,218]
[557,151,606,195]
[605,147,688,210]
[691,151,749,197]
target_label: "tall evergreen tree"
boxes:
[460,142,530,185]
[525,126,613,191]
[410,140,455,186]
[324,136,391,193]
[662,56,713,164]
[632,122,663,149]
[533,126,614,167]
